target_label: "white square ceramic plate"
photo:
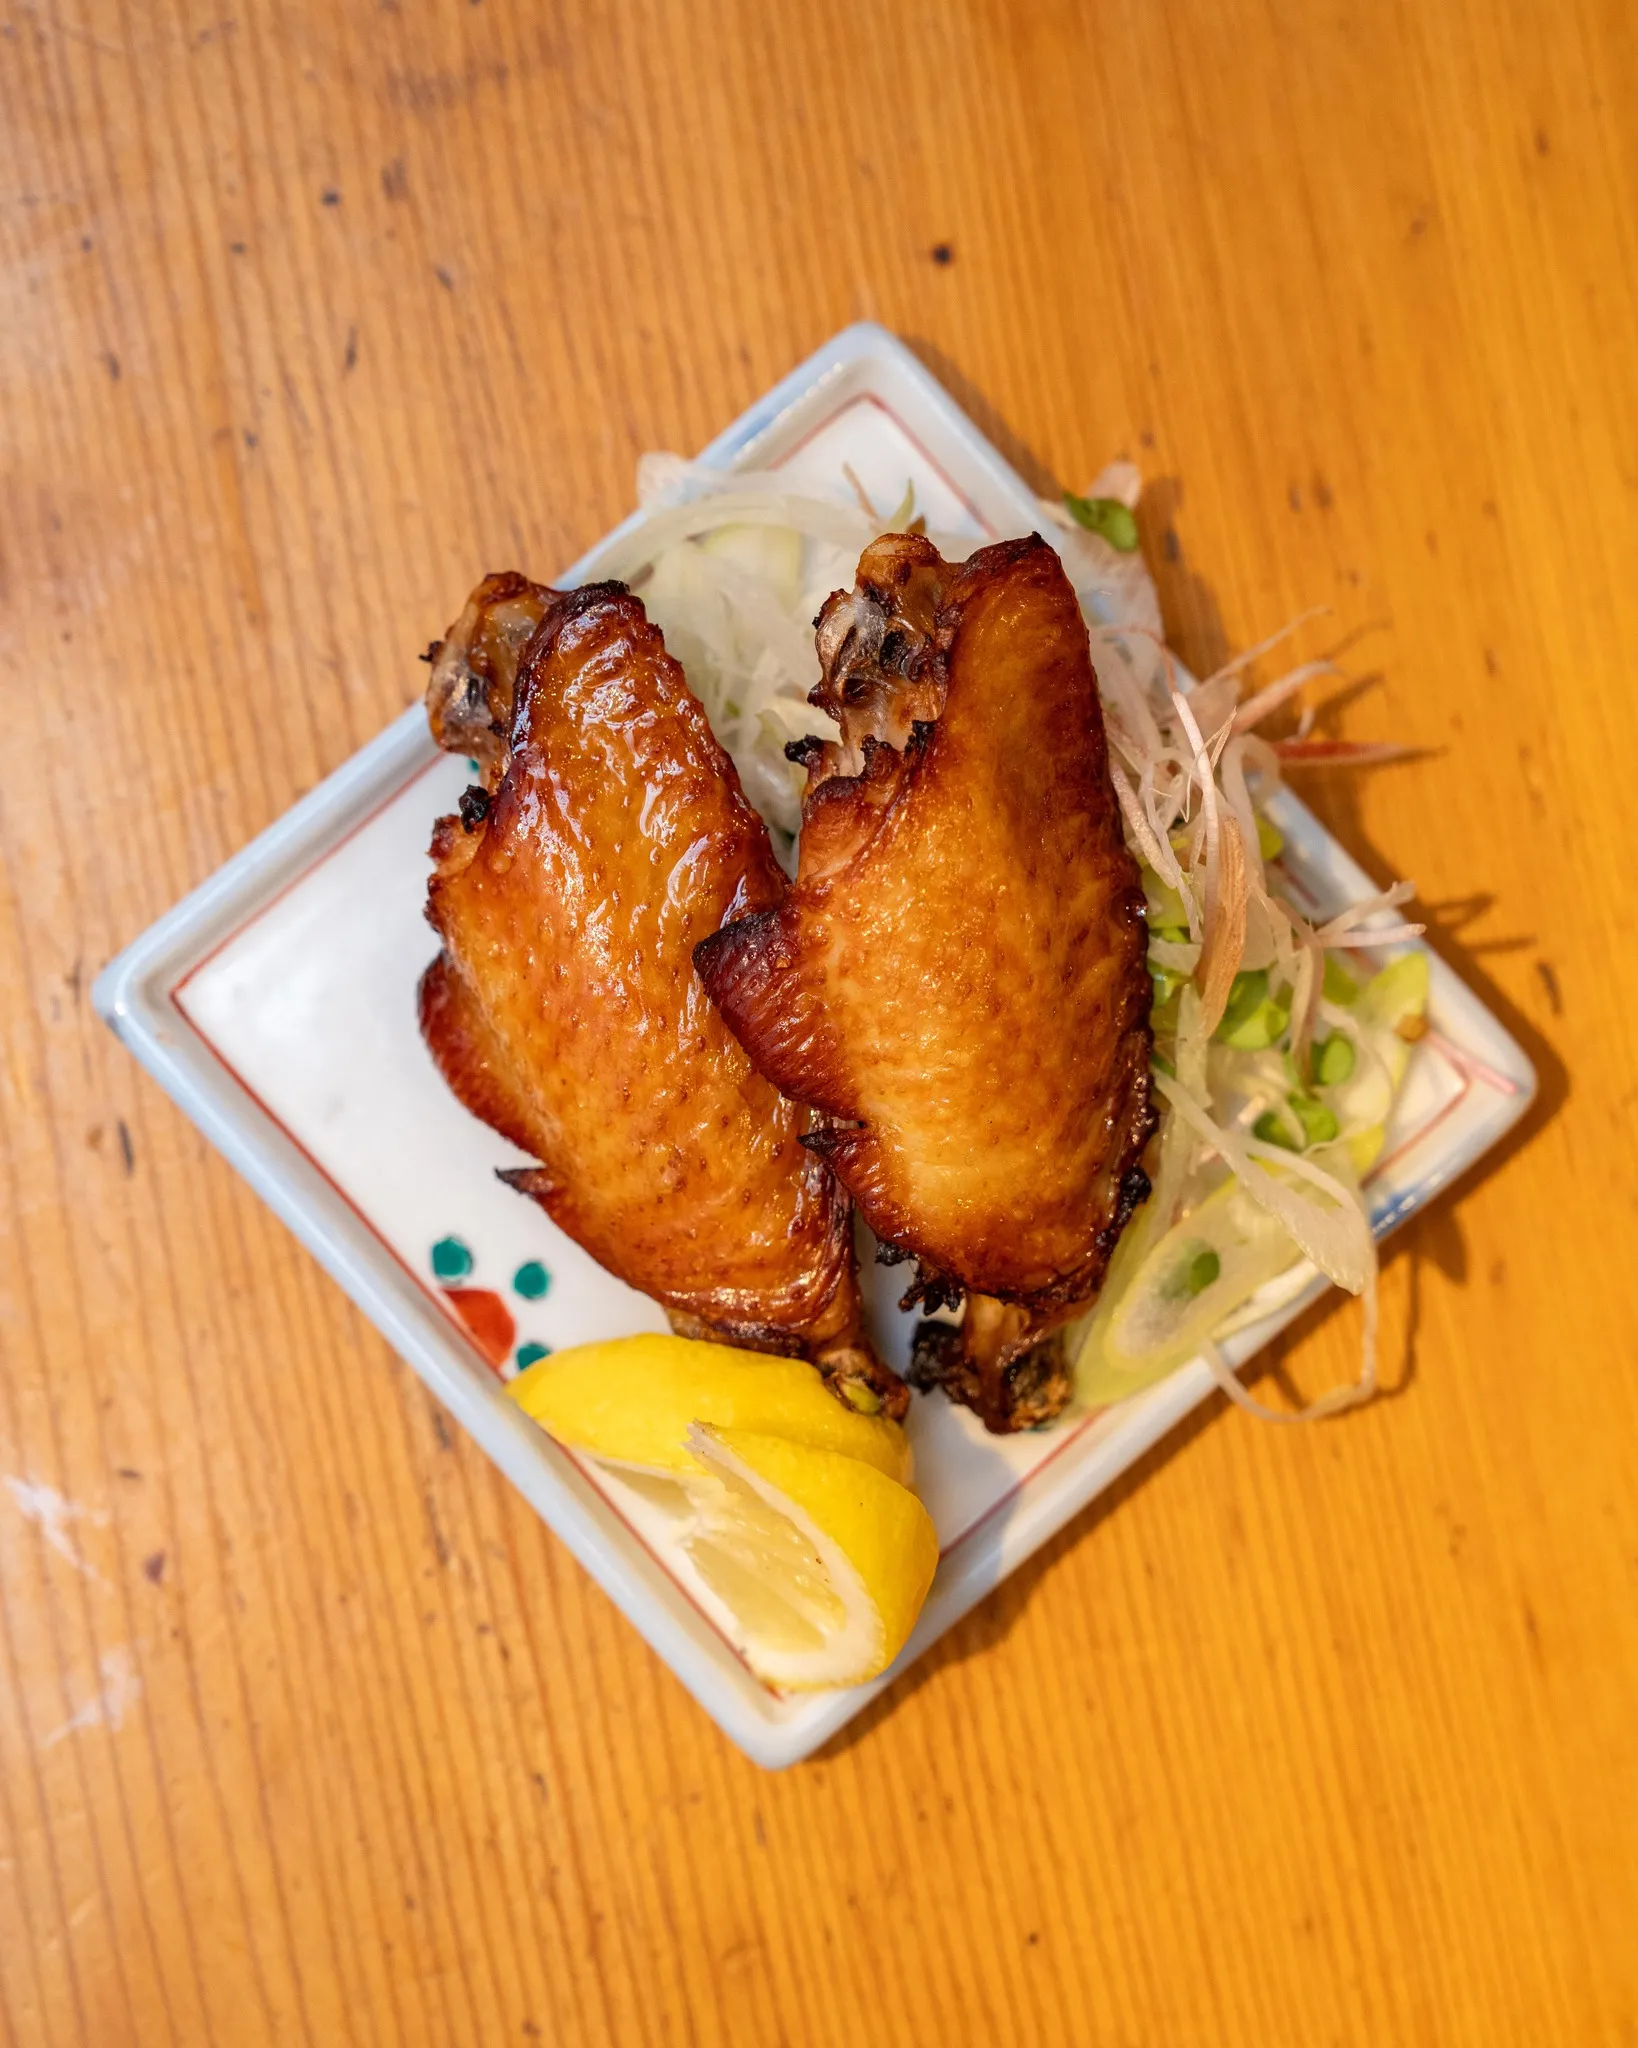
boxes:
[95,325,1536,1767]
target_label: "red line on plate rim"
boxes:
[770,391,1000,539]
[172,985,487,1350]
[934,1407,1103,1560]
[173,747,450,999]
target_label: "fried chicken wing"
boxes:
[695,533,1154,1432]
[420,574,901,1416]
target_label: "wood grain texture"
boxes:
[2,1,1634,2041]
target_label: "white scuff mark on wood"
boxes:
[43,1647,141,1749]
[3,1476,110,1580]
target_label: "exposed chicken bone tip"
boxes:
[804,535,947,783]
[424,571,557,786]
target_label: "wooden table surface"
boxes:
[4,2,1636,2041]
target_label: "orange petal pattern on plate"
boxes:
[441,1286,516,1371]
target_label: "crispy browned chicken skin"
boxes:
[420,574,902,1417]
[696,534,1154,1431]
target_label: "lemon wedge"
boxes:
[681,1425,937,1688]
[509,1332,911,1483]
[508,1335,937,1688]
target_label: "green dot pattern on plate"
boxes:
[431,1235,473,1281]
[513,1260,551,1300]
[516,1342,550,1370]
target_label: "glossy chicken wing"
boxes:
[695,534,1154,1431]
[420,574,900,1415]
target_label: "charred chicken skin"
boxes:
[420,573,903,1417]
[695,533,1155,1432]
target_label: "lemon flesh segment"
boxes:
[509,1333,911,1485]
[685,1425,939,1691]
